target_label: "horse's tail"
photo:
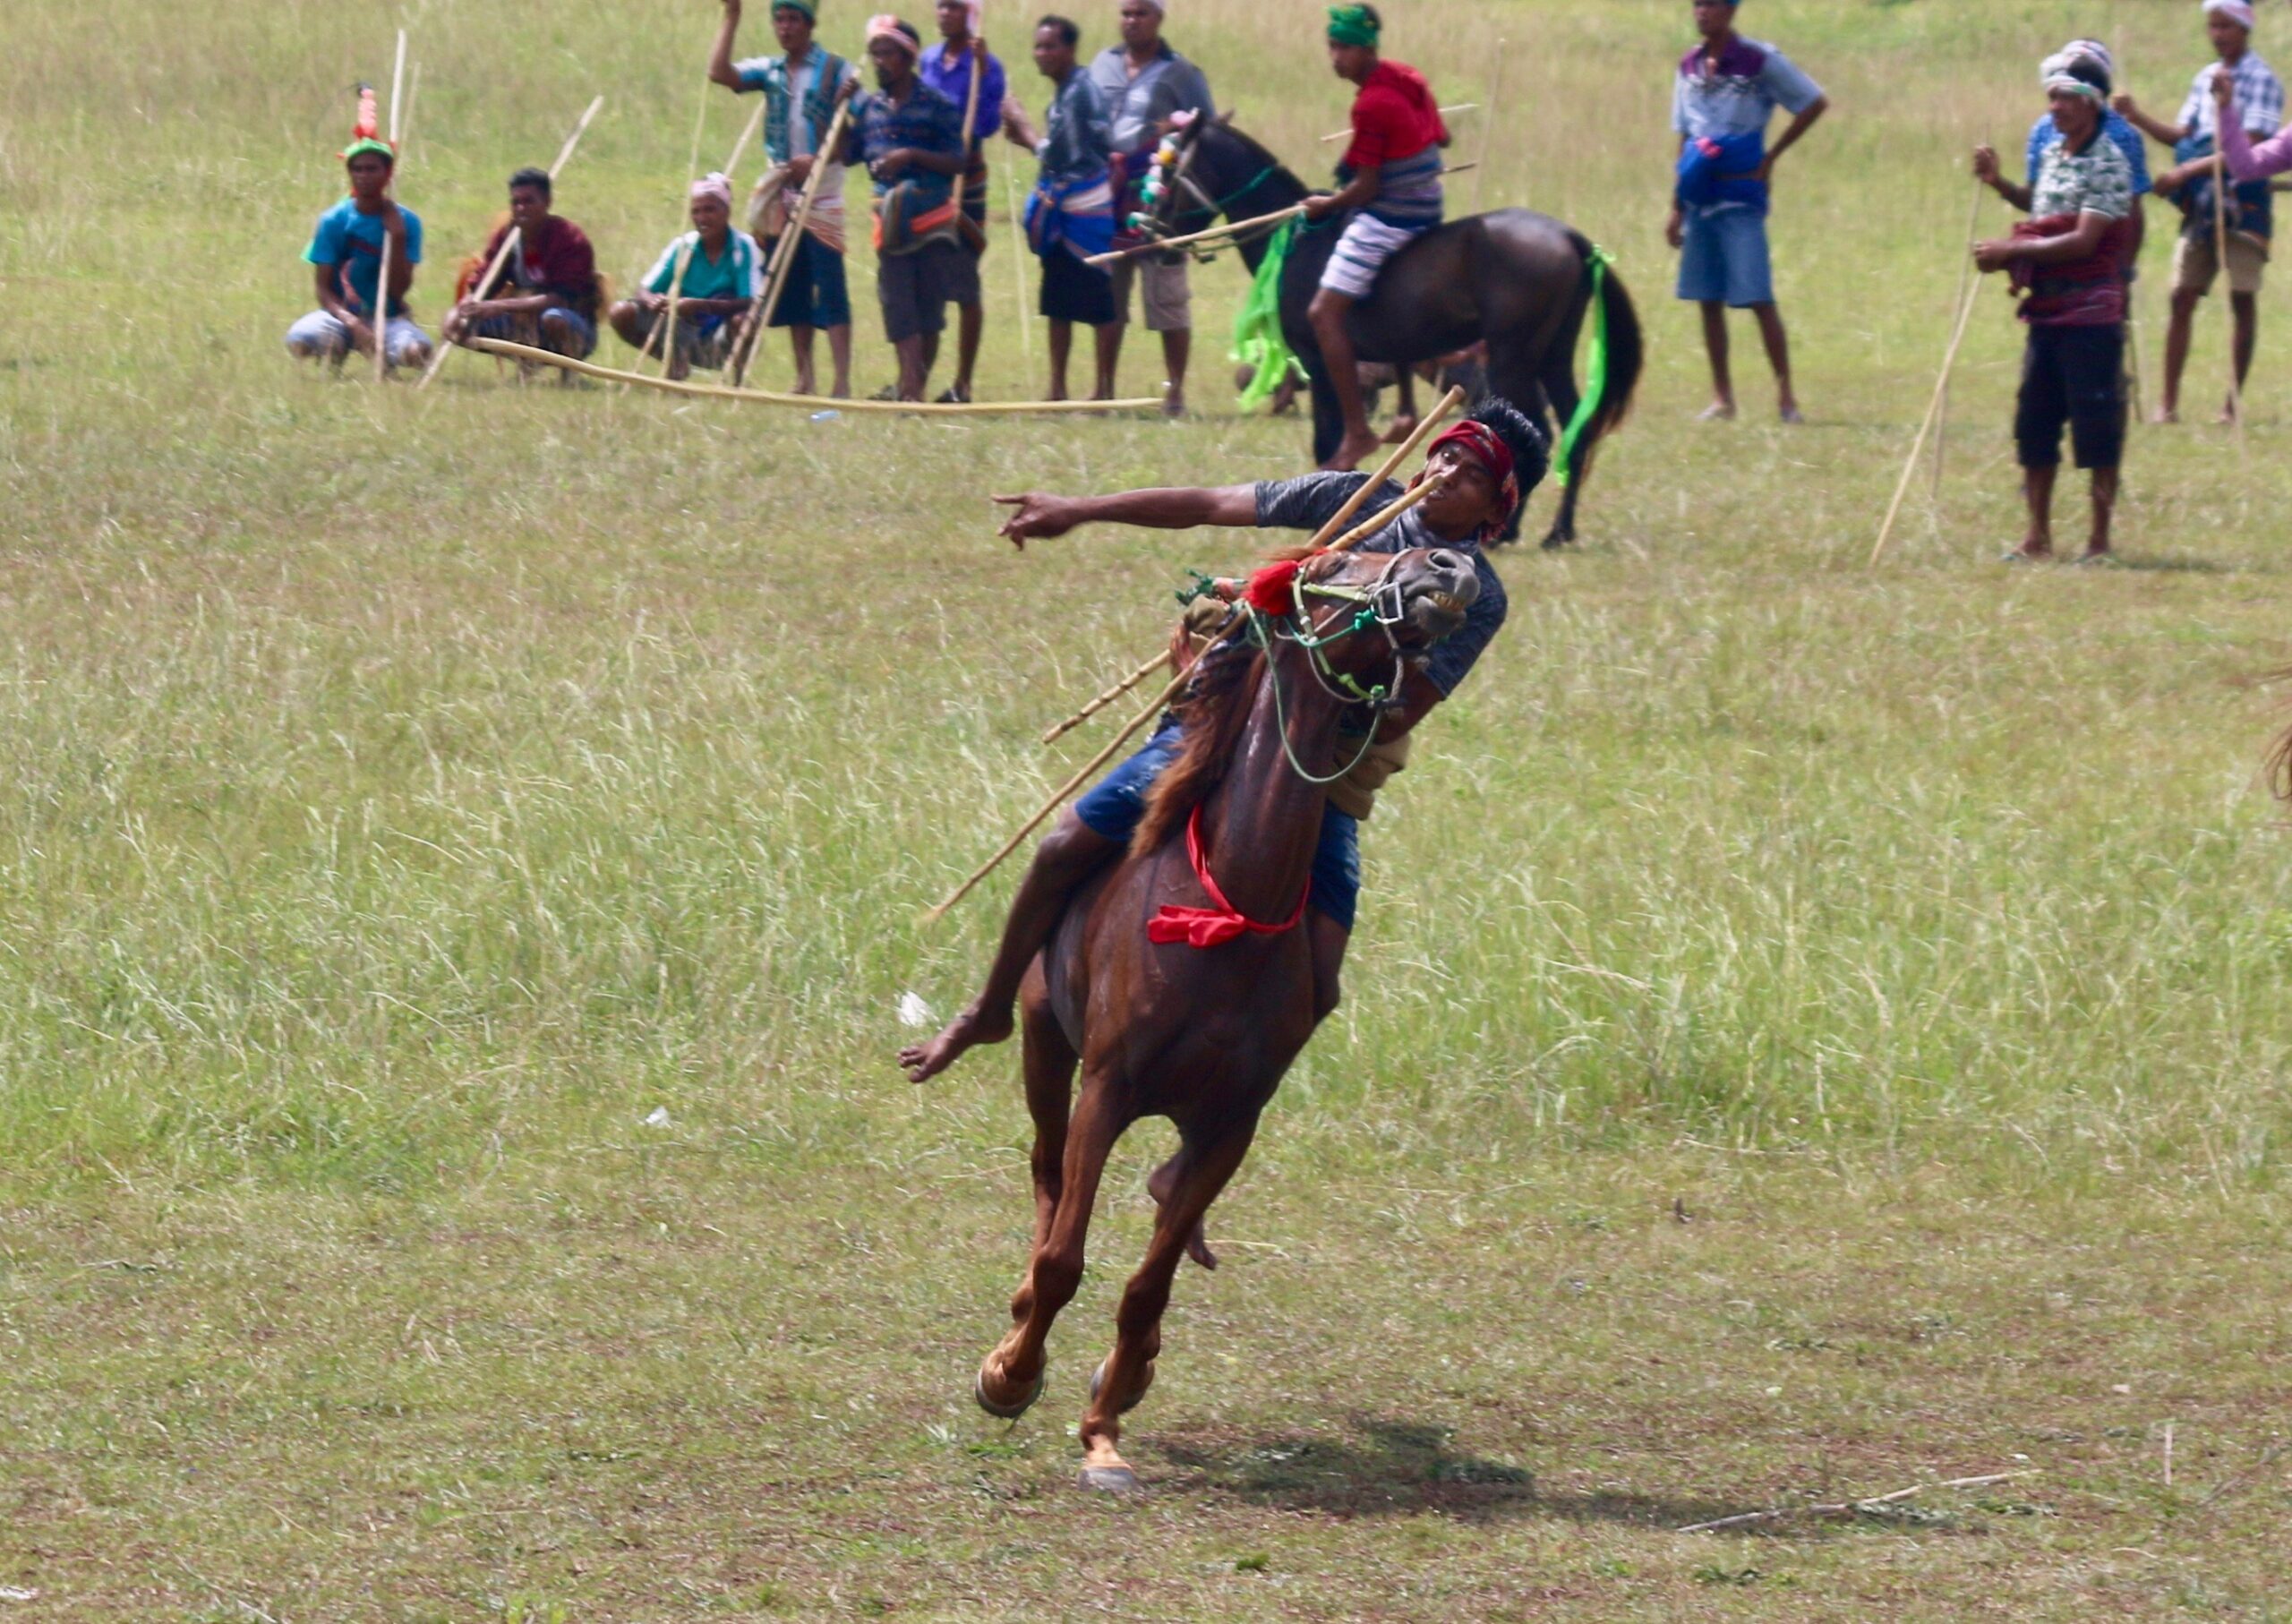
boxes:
[1553,229,1641,486]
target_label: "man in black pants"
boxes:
[1971,56,2135,562]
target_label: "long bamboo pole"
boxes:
[1321,105,1475,142]
[1005,132,1036,374]
[1474,40,1506,212]
[1929,176,1984,499]
[1042,647,1175,745]
[1869,270,1982,566]
[2214,149,2248,459]
[1083,201,1306,265]
[417,95,607,389]
[373,30,408,382]
[732,96,856,384]
[466,336,1159,410]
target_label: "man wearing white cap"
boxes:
[2116,0,2283,422]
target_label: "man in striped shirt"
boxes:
[1303,4,1450,471]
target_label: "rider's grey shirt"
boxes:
[1253,473,1506,698]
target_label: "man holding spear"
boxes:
[898,397,1546,1087]
[286,89,432,372]
[441,168,601,360]
[1971,56,2134,562]
[920,0,1012,402]
[849,15,974,401]
[713,0,861,396]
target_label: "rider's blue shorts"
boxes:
[1071,715,1360,930]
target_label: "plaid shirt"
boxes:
[2179,50,2285,142]
[851,79,966,205]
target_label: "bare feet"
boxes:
[898,1001,1014,1082]
[1147,1156,1218,1269]
[2152,404,2179,424]
[1321,427,1383,473]
[1696,401,1736,422]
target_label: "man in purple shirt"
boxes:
[919,0,1011,402]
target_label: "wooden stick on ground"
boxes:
[2214,150,2248,460]
[1869,269,1982,567]
[466,337,1159,410]
[1475,41,1507,212]
[418,95,607,389]
[1677,1471,2034,1536]
[1930,175,1984,499]
[373,30,408,383]
[731,97,856,386]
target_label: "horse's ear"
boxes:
[1215,107,1235,126]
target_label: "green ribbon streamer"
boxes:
[1555,245,1612,490]
[1231,217,1309,413]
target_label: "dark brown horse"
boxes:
[971,542,1481,1492]
[1142,120,1642,547]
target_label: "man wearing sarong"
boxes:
[919,0,1010,402]
[2115,0,2283,423]
[1971,57,2134,561]
[1089,0,1213,415]
[442,167,600,360]
[848,15,973,401]
[1301,4,1450,472]
[1007,15,1120,398]
[1665,0,1826,423]
[899,397,1549,1088]
[607,175,762,379]
[711,0,862,397]
[286,94,432,372]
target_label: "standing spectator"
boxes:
[1971,58,2134,562]
[1089,0,1213,415]
[919,0,1009,402]
[2114,0,2282,423]
[849,15,971,401]
[709,0,862,398]
[2024,40,2150,278]
[1008,14,1120,399]
[1664,0,1826,423]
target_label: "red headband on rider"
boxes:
[1426,420,1521,536]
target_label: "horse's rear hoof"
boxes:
[975,1364,1046,1420]
[1088,1356,1154,1415]
[1540,532,1576,551]
[1077,1464,1143,1495]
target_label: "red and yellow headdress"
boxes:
[338,83,397,166]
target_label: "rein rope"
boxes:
[1237,553,1408,788]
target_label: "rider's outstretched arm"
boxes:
[994,485,1259,545]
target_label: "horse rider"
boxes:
[899,398,1548,1087]
[1302,4,1451,472]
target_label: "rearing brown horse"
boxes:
[971,543,1481,1492]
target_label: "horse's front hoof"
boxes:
[974,1363,1046,1420]
[1077,1464,1143,1495]
[1088,1356,1154,1415]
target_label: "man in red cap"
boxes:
[900,397,1547,1090]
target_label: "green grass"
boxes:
[4,0,2292,1615]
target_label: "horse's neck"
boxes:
[1207,135,1309,273]
[1196,645,1345,923]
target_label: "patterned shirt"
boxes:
[2024,133,2134,328]
[2027,108,2151,198]
[1087,40,1213,158]
[1253,474,1506,699]
[852,78,966,205]
[1036,67,1114,192]
[918,39,1007,146]
[732,47,860,163]
[1672,35,1823,141]
[2177,50,2285,143]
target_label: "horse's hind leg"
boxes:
[978,1074,1125,1419]
[1076,1115,1260,1492]
[1018,961,1075,1253]
[1535,353,1587,549]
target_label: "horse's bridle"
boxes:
[1241,552,1411,787]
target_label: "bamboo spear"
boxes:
[1082,170,1474,267]
[732,95,856,384]
[1321,105,1475,142]
[417,95,606,389]
[373,30,408,381]
[2214,149,2248,459]
[1870,269,1982,566]
[1929,175,1984,498]
[1474,41,1506,211]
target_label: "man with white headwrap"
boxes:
[1971,57,2134,562]
[2023,41,2150,264]
[2115,0,2282,421]
[607,174,764,377]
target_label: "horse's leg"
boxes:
[1145,1152,1217,1270]
[1382,367,1420,445]
[1018,960,1075,1252]
[978,1075,1125,1418]
[1076,1116,1259,1492]
[1536,346,1588,547]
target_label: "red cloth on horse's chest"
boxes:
[1146,806,1311,949]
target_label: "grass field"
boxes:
[6,0,2292,1616]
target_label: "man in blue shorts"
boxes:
[898,398,1548,1087]
[1665,0,1826,423]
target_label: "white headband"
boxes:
[2205,1,2256,30]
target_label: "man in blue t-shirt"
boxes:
[286,133,432,372]
[1664,0,1826,424]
